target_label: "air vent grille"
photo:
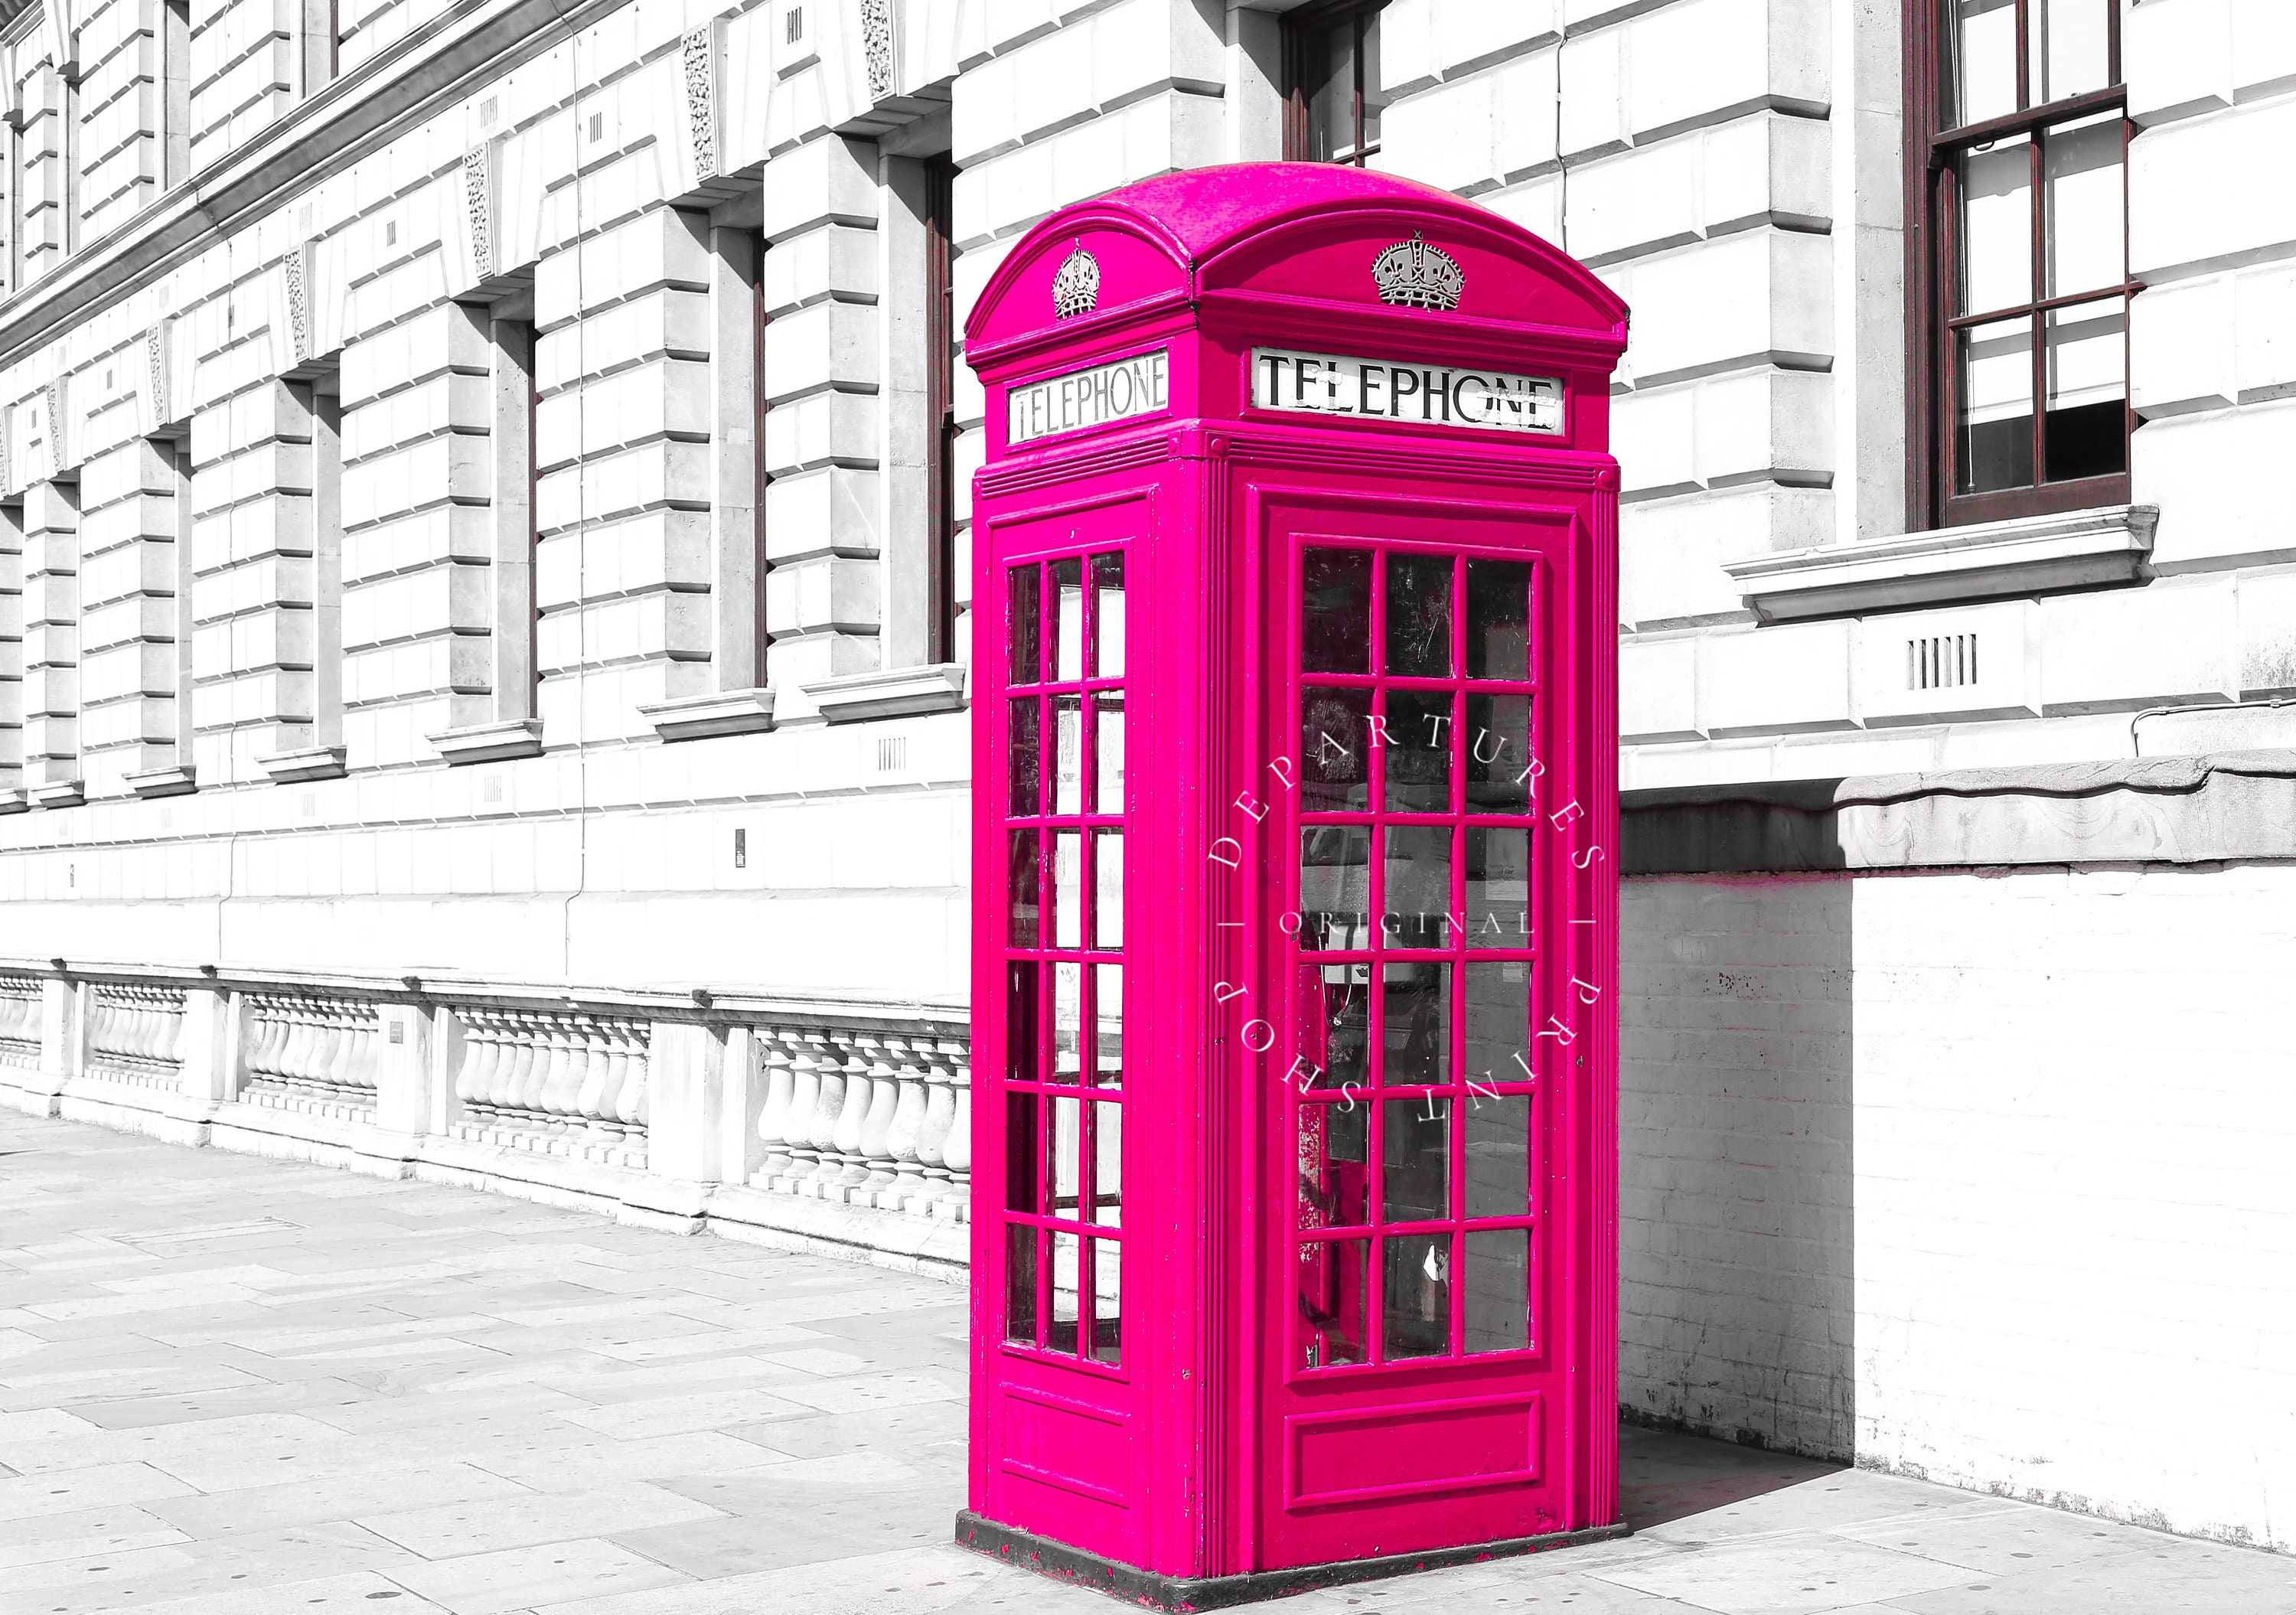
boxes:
[1908,633,1978,692]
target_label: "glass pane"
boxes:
[1464,694,1532,812]
[1466,559,1531,680]
[1300,825,1372,951]
[2031,0,2111,106]
[1302,548,1372,672]
[1094,693,1126,814]
[1052,962,1082,1083]
[2045,302,2126,481]
[1092,963,1124,1087]
[1052,697,1084,814]
[1052,1095,1081,1218]
[1950,0,2019,127]
[1006,564,1039,685]
[1465,827,1530,950]
[1296,962,1371,1091]
[1051,558,1084,681]
[1383,1233,1451,1360]
[1092,830,1124,950]
[1049,1230,1080,1353]
[1957,315,2036,493]
[1091,1101,1122,1226]
[1464,1093,1532,1219]
[1091,551,1126,677]
[1298,1238,1370,1369]
[1006,1089,1042,1213]
[1008,699,1039,817]
[2044,113,2123,297]
[1957,135,2033,315]
[1052,830,1082,949]
[1302,687,1373,811]
[1381,963,1450,1088]
[1464,961,1532,1088]
[1358,11,1384,158]
[1089,1239,1121,1365]
[1006,964,1039,1084]
[1463,1228,1530,1355]
[1382,826,1451,948]
[1005,1223,1038,1343]
[1384,690,1453,814]
[1382,1097,1450,1221]
[1297,1098,1370,1228]
[1298,15,1355,164]
[1006,830,1039,947]
[1384,553,1453,677]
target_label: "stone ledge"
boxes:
[125,765,198,799]
[428,719,543,765]
[637,686,776,741]
[803,663,967,723]
[28,780,86,809]
[1727,504,2158,622]
[257,746,347,784]
[1625,747,2296,873]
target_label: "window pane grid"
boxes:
[1292,541,1539,1373]
[1001,550,1128,1372]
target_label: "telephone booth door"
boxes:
[1247,482,1604,1567]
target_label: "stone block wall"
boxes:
[1622,850,2296,1551]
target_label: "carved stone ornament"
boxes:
[1371,231,1464,312]
[43,382,62,474]
[463,147,494,279]
[146,325,168,426]
[1052,242,1100,320]
[683,28,718,181]
[282,248,310,364]
[860,0,895,102]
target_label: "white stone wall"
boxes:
[1625,866,2296,1549]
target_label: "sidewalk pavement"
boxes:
[2,1112,2290,1614]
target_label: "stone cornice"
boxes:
[1623,746,2296,873]
[0,0,634,373]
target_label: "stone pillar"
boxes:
[338,302,496,766]
[178,982,230,1103]
[39,975,80,1085]
[190,381,315,786]
[14,57,68,282]
[76,438,184,798]
[647,1019,723,1182]
[0,501,23,808]
[373,999,438,1137]
[758,137,883,716]
[22,480,84,806]
[533,207,716,744]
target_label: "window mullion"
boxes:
[2028,131,2047,488]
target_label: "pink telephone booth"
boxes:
[960,164,1629,1606]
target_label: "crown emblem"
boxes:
[1052,243,1101,319]
[1371,232,1464,312]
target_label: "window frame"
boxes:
[1281,0,1386,168]
[1904,0,2137,530]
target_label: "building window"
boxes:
[1283,0,1385,167]
[1908,0,2131,529]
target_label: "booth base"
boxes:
[953,1510,1633,1610]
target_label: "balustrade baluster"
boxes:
[753,1028,798,1181]
[883,1035,933,1210]
[855,1034,902,1194]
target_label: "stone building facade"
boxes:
[0,0,2290,1558]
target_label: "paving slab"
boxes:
[5,1109,2291,1615]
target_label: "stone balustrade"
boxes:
[243,993,383,1118]
[0,961,970,1271]
[454,1007,654,1171]
[0,975,40,1069]
[84,983,189,1089]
